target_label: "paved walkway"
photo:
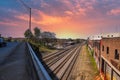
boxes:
[0,42,38,80]
[0,42,19,63]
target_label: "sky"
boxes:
[0,0,120,39]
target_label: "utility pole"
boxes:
[18,0,31,31]
[29,8,31,31]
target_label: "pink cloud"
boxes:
[64,11,74,15]
[107,8,120,16]
[1,0,120,38]
[77,8,86,16]
[0,21,18,26]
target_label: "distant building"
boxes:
[88,35,102,40]
[102,33,120,38]
[89,32,120,40]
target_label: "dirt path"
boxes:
[69,45,98,80]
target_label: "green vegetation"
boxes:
[24,29,33,38]
[86,45,99,75]
[34,27,41,38]
[39,46,54,53]
[29,40,55,54]
[24,27,57,54]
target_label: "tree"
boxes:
[34,27,41,38]
[41,31,56,46]
[24,29,33,38]
[41,31,56,39]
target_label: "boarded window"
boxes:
[115,49,119,60]
[102,45,104,51]
[107,47,109,54]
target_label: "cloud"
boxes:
[107,8,120,16]
[0,21,18,26]
[1,0,120,38]
[38,11,71,25]
[77,8,86,16]
[15,10,71,26]
[64,11,74,15]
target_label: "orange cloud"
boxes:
[15,14,29,21]
[38,11,71,25]
[15,10,71,26]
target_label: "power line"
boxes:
[18,0,30,11]
[18,0,31,31]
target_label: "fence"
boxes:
[27,43,52,80]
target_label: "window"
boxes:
[102,45,104,51]
[111,35,113,37]
[107,47,109,54]
[115,49,119,60]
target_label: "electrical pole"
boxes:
[29,8,31,31]
[18,0,31,31]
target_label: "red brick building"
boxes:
[87,34,120,80]
[100,37,120,80]
[101,38,120,67]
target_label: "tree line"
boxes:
[24,27,57,47]
[24,27,56,39]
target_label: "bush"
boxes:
[29,42,42,59]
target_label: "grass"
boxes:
[86,45,103,80]
[86,45,99,75]
[29,40,55,54]
[39,45,55,53]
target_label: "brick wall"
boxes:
[101,37,120,70]
[94,40,101,69]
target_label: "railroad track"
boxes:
[43,45,77,61]
[43,46,78,67]
[60,46,81,80]
[42,43,82,80]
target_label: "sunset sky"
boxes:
[0,0,120,39]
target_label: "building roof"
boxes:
[89,32,120,40]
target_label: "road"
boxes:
[0,42,38,80]
[0,42,19,63]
